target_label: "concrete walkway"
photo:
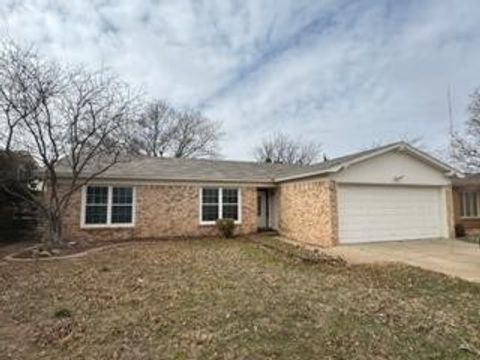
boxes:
[325,239,480,283]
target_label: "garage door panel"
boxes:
[338,185,446,244]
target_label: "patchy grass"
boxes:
[1,236,479,359]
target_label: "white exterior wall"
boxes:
[331,151,450,186]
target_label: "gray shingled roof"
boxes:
[452,174,480,186]
[56,141,455,183]
[56,156,308,183]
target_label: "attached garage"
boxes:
[276,142,457,247]
[330,145,455,245]
[337,185,448,244]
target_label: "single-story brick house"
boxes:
[452,174,480,235]
[58,142,458,247]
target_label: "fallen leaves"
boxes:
[0,236,479,359]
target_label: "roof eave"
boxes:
[273,166,342,183]
[56,173,276,186]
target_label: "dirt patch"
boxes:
[9,237,181,260]
[250,235,346,266]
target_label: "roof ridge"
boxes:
[137,155,309,168]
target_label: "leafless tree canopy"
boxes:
[0,40,141,247]
[253,132,321,165]
[365,136,424,150]
[131,100,222,158]
[451,89,480,172]
[0,42,49,152]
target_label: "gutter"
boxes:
[273,166,342,183]
[55,173,277,187]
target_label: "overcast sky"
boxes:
[2,0,480,160]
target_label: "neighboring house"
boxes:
[57,142,458,248]
[452,174,480,235]
[0,150,39,242]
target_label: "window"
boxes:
[85,186,108,224]
[222,189,239,220]
[200,188,240,224]
[83,186,135,226]
[112,187,134,224]
[461,191,479,218]
[201,188,219,222]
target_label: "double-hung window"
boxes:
[83,185,135,227]
[461,191,480,218]
[200,188,240,224]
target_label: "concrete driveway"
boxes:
[326,239,480,283]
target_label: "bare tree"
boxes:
[170,109,221,158]
[452,89,480,172]
[129,100,176,157]
[253,132,321,165]
[0,40,140,248]
[0,41,44,152]
[131,101,222,158]
[364,135,424,150]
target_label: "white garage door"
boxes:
[338,185,447,244]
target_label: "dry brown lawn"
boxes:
[1,236,479,359]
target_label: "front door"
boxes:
[257,190,268,229]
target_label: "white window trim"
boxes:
[461,190,480,219]
[199,187,242,225]
[81,185,136,229]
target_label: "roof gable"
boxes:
[331,150,451,186]
[275,142,458,182]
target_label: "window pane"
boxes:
[202,204,218,221]
[202,188,219,204]
[222,204,238,220]
[111,205,133,224]
[466,192,472,217]
[463,192,478,217]
[222,189,238,204]
[472,193,478,217]
[86,186,108,204]
[85,205,108,224]
[463,192,469,217]
[113,187,133,204]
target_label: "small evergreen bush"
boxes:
[54,308,72,319]
[216,218,235,238]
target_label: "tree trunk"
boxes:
[44,212,63,250]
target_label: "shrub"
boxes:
[54,308,72,319]
[455,224,465,238]
[216,218,235,238]
[100,265,110,272]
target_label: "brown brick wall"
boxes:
[277,180,338,248]
[63,184,257,242]
[445,185,455,238]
